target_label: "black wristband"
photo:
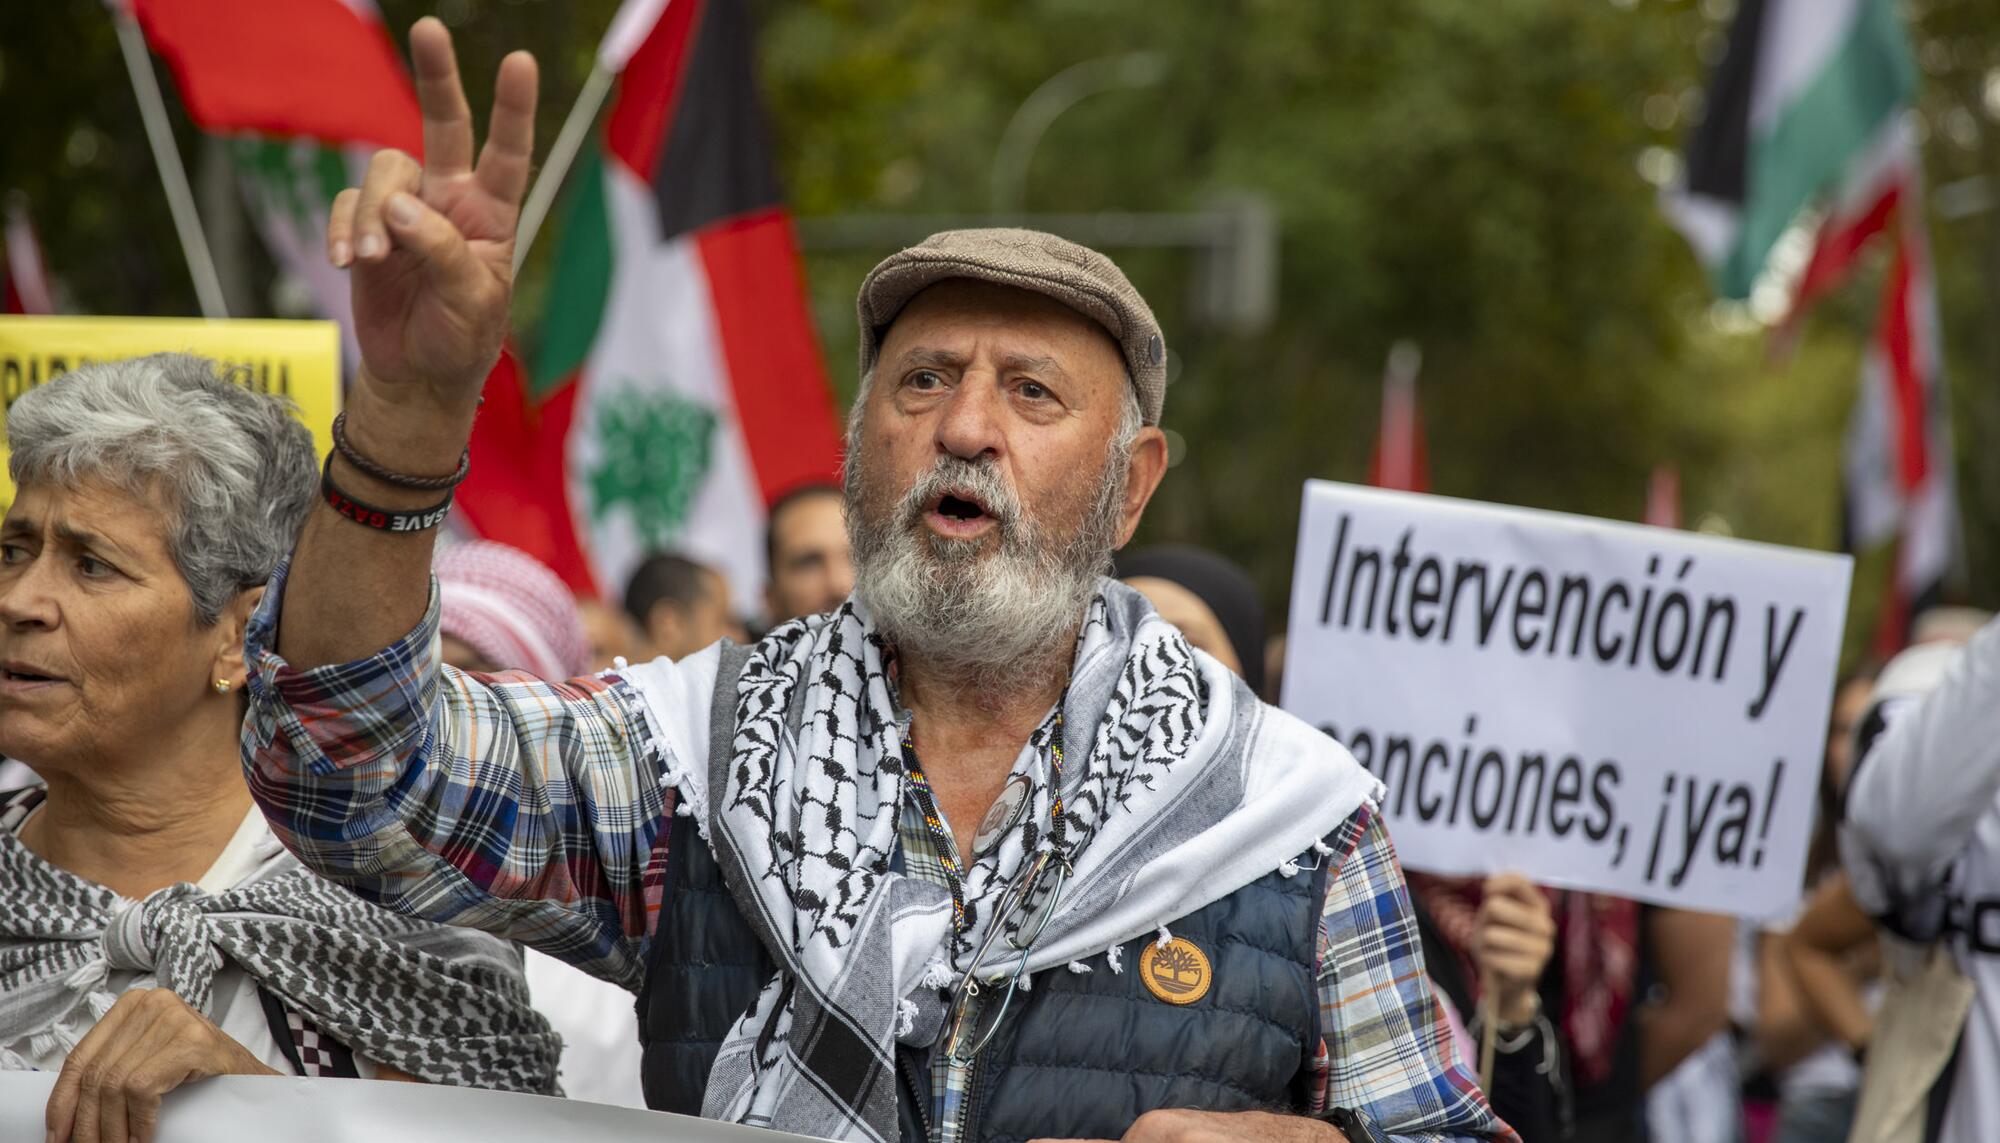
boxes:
[331,412,470,491]
[321,455,453,533]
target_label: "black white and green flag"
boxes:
[1664,0,1917,299]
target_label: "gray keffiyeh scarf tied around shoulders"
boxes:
[0,793,560,1091]
[620,579,1381,1141]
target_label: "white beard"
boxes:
[846,446,1129,686]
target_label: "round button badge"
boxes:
[971,774,1032,857]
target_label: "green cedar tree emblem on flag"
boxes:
[587,387,718,548]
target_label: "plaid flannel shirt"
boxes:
[242,563,1513,1142]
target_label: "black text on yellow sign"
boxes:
[0,316,341,505]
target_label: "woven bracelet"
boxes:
[331,412,470,491]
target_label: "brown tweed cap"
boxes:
[855,228,1168,425]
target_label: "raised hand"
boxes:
[328,17,538,412]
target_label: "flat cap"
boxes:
[856,228,1168,425]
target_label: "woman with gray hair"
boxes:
[0,354,558,1143]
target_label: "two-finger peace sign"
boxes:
[330,17,539,404]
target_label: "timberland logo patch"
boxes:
[1139,937,1211,1005]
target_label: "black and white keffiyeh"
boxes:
[0,791,560,1092]
[622,579,1381,1141]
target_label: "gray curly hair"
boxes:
[6,352,319,625]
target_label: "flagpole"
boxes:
[514,61,616,275]
[111,9,228,319]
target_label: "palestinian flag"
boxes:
[1663,0,1917,299]
[457,0,842,603]
[126,0,422,371]
[1668,0,1953,649]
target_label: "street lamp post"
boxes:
[989,52,1168,218]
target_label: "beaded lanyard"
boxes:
[900,711,1068,941]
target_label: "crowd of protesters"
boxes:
[4,340,1990,1142]
[3,19,1998,1143]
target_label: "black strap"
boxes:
[256,987,308,1075]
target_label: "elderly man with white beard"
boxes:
[239,20,1512,1143]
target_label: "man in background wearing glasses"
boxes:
[240,20,1515,1143]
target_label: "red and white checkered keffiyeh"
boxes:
[435,541,590,680]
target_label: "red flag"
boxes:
[128,0,422,372]
[1643,465,1681,530]
[1788,126,1957,655]
[1367,341,1428,493]
[125,0,421,153]
[1859,225,1952,656]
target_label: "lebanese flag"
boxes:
[124,0,422,374]
[3,195,54,315]
[1367,341,1428,493]
[1663,0,1917,299]
[457,0,842,603]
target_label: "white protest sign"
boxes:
[1280,481,1852,917]
[0,1072,824,1142]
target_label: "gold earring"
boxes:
[213,679,232,695]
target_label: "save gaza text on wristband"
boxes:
[321,455,454,533]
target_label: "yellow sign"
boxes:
[1139,936,1212,1005]
[0,316,340,505]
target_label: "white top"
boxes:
[2,805,376,1078]
[1844,617,2000,1143]
[525,950,646,1107]
[0,758,37,790]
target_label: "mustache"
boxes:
[897,455,1023,531]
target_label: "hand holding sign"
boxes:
[1472,873,1556,1028]
[46,989,279,1143]
[329,18,536,427]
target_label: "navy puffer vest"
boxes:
[636,647,1341,1139]
[635,811,773,1115]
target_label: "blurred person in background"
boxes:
[436,540,592,677]
[1414,876,1732,1142]
[1118,543,1268,697]
[1909,606,1988,647]
[1823,628,1996,1143]
[1265,633,1289,705]
[1757,670,1879,1143]
[622,550,741,662]
[1413,875,1566,1142]
[1643,919,1749,1143]
[575,597,650,671]
[434,539,647,1109]
[762,481,852,623]
[0,356,557,1142]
